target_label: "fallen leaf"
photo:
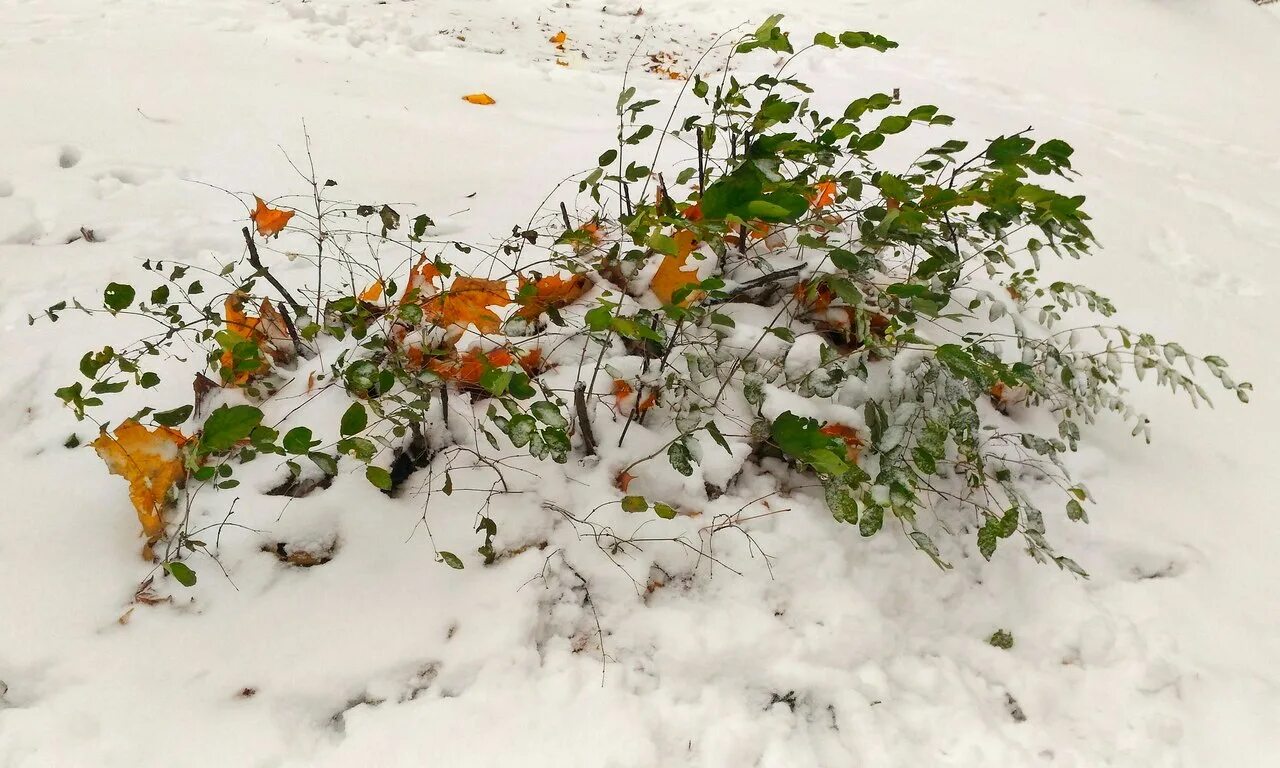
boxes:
[514,273,590,320]
[556,59,569,67]
[549,30,566,45]
[256,299,297,365]
[518,346,546,376]
[650,239,702,305]
[819,423,863,464]
[400,255,443,305]
[359,279,384,302]
[612,379,657,413]
[423,276,512,336]
[92,420,188,541]
[427,347,516,386]
[793,280,835,314]
[616,470,636,493]
[462,93,496,105]
[250,196,295,238]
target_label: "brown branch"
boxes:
[241,227,304,314]
[574,382,597,457]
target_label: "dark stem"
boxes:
[241,227,304,314]
[574,382,597,457]
[708,263,806,305]
[559,201,572,230]
[696,128,706,192]
[276,301,306,359]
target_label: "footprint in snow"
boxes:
[57,145,82,169]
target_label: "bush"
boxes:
[42,16,1249,582]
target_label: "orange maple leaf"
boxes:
[462,93,496,105]
[400,255,443,306]
[427,347,515,385]
[359,279,384,303]
[819,423,863,464]
[514,273,590,320]
[650,234,702,305]
[93,420,188,541]
[612,379,657,413]
[518,346,546,376]
[423,276,512,336]
[251,196,295,238]
[809,180,838,209]
[793,280,835,314]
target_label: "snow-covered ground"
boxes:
[1,0,1278,765]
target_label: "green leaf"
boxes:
[667,440,694,476]
[823,478,859,524]
[199,405,263,454]
[337,437,376,462]
[103,283,136,312]
[654,502,678,519]
[705,421,732,454]
[438,551,464,569]
[621,495,649,513]
[282,427,316,455]
[598,149,617,167]
[508,414,537,448]
[309,452,338,475]
[341,403,368,436]
[813,31,837,48]
[365,465,392,490]
[859,505,883,537]
[531,401,567,428]
[164,561,197,587]
[151,405,192,427]
[935,344,990,386]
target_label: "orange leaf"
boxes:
[793,280,835,314]
[93,420,188,541]
[224,291,258,337]
[549,30,566,44]
[650,236,702,306]
[616,470,636,493]
[400,255,443,306]
[612,379,656,413]
[809,180,838,209]
[819,423,863,464]
[515,273,590,320]
[359,279,384,302]
[519,346,546,376]
[250,196,295,238]
[462,93,496,105]
[683,203,703,222]
[613,379,633,401]
[427,347,515,386]
[424,276,512,336]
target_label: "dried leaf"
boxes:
[400,255,443,305]
[92,420,188,541]
[650,236,702,305]
[359,279,384,303]
[462,93,496,105]
[616,470,636,493]
[256,299,297,365]
[515,273,590,320]
[549,30,567,45]
[250,196,295,238]
[819,423,863,464]
[810,180,838,209]
[427,347,516,386]
[423,276,512,336]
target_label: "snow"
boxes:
[2,0,1279,766]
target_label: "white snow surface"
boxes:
[1,0,1279,766]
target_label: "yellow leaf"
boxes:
[250,195,295,238]
[549,31,567,45]
[462,93,496,105]
[93,421,188,542]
